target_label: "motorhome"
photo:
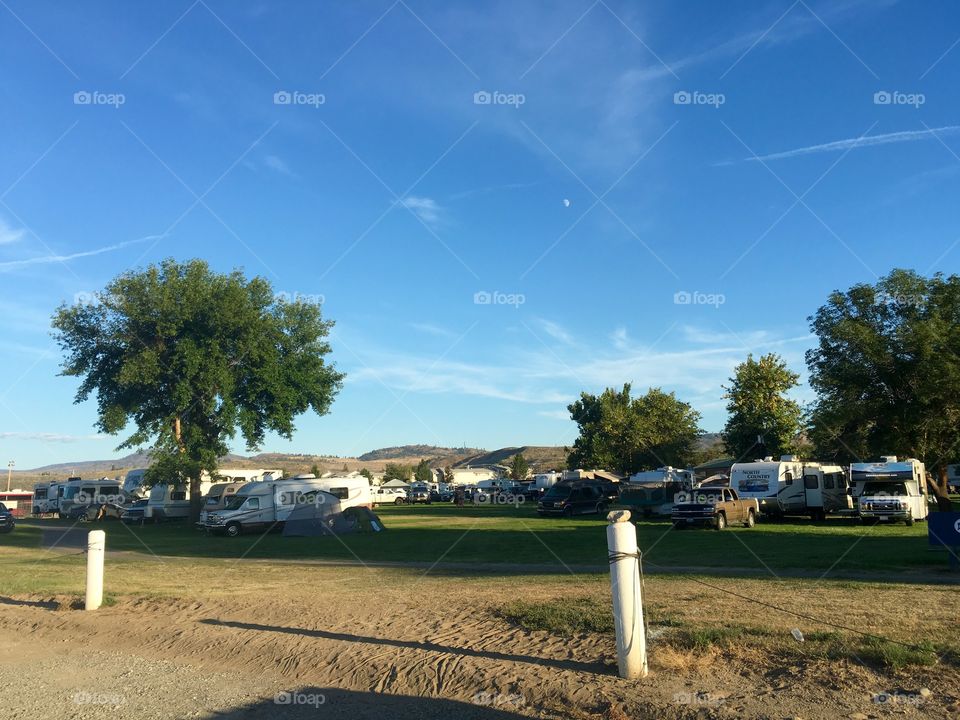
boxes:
[621,467,694,517]
[311,476,372,510]
[122,468,149,499]
[850,456,929,525]
[204,477,333,536]
[198,481,252,525]
[730,457,850,519]
[126,467,281,501]
[146,480,214,521]
[31,483,55,514]
[59,477,124,519]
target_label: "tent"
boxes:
[283,490,386,537]
[381,479,410,489]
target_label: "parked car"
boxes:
[429,489,452,503]
[537,483,608,517]
[120,498,150,525]
[409,487,431,504]
[373,487,407,505]
[0,502,15,533]
[671,487,759,530]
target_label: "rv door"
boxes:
[803,473,824,515]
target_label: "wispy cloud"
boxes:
[0,431,108,443]
[0,235,160,272]
[537,318,575,345]
[401,196,443,226]
[410,322,458,339]
[263,154,293,175]
[0,217,25,246]
[448,181,539,201]
[722,126,960,164]
[611,326,629,350]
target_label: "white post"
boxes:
[85,530,105,611]
[606,510,647,678]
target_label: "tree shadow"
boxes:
[0,596,58,609]
[205,687,534,719]
[199,618,610,675]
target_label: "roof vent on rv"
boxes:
[881,455,898,463]
[780,455,797,462]
[762,456,773,462]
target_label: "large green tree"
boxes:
[383,463,413,482]
[806,269,960,510]
[509,453,529,481]
[52,259,344,521]
[414,458,433,484]
[567,384,702,475]
[722,354,802,461]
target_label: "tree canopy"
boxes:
[567,384,702,475]
[383,463,413,482]
[806,269,960,508]
[414,459,433,484]
[509,453,529,481]
[722,354,802,461]
[52,259,344,518]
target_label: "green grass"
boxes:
[500,597,614,635]
[1,502,951,575]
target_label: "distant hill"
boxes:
[357,445,481,462]
[453,446,568,472]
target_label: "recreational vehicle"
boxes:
[311,476,372,510]
[621,467,694,517]
[146,480,214,521]
[122,468,149,499]
[125,467,281,502]
[204,477,332,536]
[59,478,124,519]
[532,472,562,494]
[198,481,252,525]
[730,457,850,519]
[850,456,929,525]
[31,483,55,514]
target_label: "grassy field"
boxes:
[2,502,956,576]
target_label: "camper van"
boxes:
[204,478,331,536]
[59,478,124,519]
[198,482,251,526]
[621,467,694,517]
[730,457,850,519]
[146,480,214,521]
[850,456,929,525]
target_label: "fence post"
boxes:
[85,530,105,611]
[606,510,647,678]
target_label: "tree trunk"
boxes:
[173,416,203,524]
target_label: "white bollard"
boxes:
[85,530,105,611]
[606,510,647,679]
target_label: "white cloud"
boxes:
[538,409,572,421]
[0,217,25,246]
[263,154,293,175]
[400,196,443,227]
[611,326,629,350]
[536,318,575,345]
[410,322,458,339]
[724,126,960,164]
[0,235,160,272]
[0,431,108,443]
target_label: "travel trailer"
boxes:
[730,456,850,519]
[146,480,214,521]
[850,456,929,525]
[621,467,694,517]
[204,477,334,536]
[59,478,124,519]
[533,472,562,494]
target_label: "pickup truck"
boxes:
[671,487,759,530]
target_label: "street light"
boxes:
[6,461,13,492]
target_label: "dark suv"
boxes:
[537,483,608,517]
[0,502,15,533]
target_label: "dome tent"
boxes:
[282,490,386,537]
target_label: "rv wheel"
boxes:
[394,498,403,505]
[715,513,727,530]
[744,511,755,528]
[225,522,242,538]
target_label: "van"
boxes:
[60,478,123,519]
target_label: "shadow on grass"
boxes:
[198,618,609,675]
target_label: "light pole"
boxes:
[6,461,13,492]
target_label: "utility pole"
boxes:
[6,461,13,492]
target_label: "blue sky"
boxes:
[1,0,959,469]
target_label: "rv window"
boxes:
[823,474,835,490]
[784,472,793,484]
[171,491,187,501]
[246,497,260,509]
[100,486,120,496]
[803,476,818,490]
[329,487,349,500]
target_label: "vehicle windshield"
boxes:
[224,496,247,510]
[861,482,907,497]
[63,486,80,500]
[543,486,571,500]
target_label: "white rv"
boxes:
[623,467,694,517]
[146,480,214,521]
[32,483,57,514]
[122,468,149,499]
[204,478,333,536]
[850,456,929,525]
[59,477,124,519]
[198,481,252,525]
[730,456,850,519]
[310,475,372,510]
[532,472,562,494]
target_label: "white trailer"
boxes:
[533,472,562,493]
[851,456,929,525]
[310,475,371,510]
[146,480,214,521]
[204,478,332,536]
[730,456,851,519]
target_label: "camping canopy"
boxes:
[283,491,386,537]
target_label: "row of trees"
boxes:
[566,269,958,510]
